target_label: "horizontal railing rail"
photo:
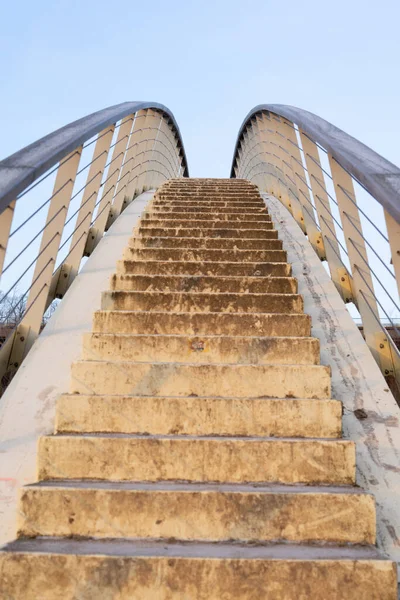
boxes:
[0,102,188,392]
[231,104,400,398]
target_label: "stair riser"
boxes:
[82,334,320,365]
[152,202,266,209]
[19,488,375,544]
[138,227,278,239]
[39,437,353,484]
[110,275,297,294]
[101,291,303,314]
[56,395,342,438]
[122,248,287,263]
[130,238,283,250]
[1,554,395,600]
[70,362,331,398]
[157,191,261,197]
[143,212,271,221]
[93,311,311,337]
[140,220,274,229]
[116,260,291,276]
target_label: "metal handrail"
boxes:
[231,104,400,225]
[231,104,400,397]
[0,101,189,213]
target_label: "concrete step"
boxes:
[158,189,260,195]
[82,333,320,365]
[137,226,279,239]
[1,539,395,600]
[152,200,266,208]
[70,361,330,398]
[39,435,352,484]
[143,211,272,221]
[122,247,287,263]
[101,290,303,313]
[93,310,311,336]
[18,481,375,545]
[140,219,274,229]
[130,237,283,250]
[110,274,297,293]
[117,260,291,277]
[56,394,342,437]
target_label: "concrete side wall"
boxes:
[0,191,153,546]
[265,194,400,569]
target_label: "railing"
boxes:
[231,104,400,397]
[0,101,188,391]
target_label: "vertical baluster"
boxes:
[0,147,82,378]
[111,111,145,216]
[65,126,114,282]
[136,110,161,192]
[252,114,278,197]
[143,111,163,190]
[271,116,305,230]
[89,115,134,247]
[384,210,400,299]
[125,110,152,199]
[300,132,354,302]
[329,155,398,379]
[253,114,273,192]
[0,201,16,276]
[279,117,324,258]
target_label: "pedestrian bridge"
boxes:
[0,102,399,598]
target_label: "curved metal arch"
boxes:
[0,101,189,213]
[231,104,400,224]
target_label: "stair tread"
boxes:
[45,433,345,442]
[2,538,385,561]
[29,480,367,494]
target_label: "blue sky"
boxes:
[0,0,399,175]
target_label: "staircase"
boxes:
[0,179,396,598]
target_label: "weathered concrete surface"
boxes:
[137,226,278,238]
[93,310,311,336]
[56,394,342,437]
[70,361,331,398]
[101,290,302,313]
[1,540,396,600]
[0,191,154,546]
[122,246,287,262]
[18,483,375,544]
[117,258,291,276]
[264,193,400,573]
[130,236,282,249]
[1,179,397,596]
[140,218,275,229]
[143,210,272,221]
[38,435,355,484]
[110,273,297,293]
[82,333,320,364]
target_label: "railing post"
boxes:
[0,201,16,276]
[89,115,134,249]
[135,109,160,193]
[124,110,152,200]
[300,131,354,302]
[270,115,306,232]
[65,125,114,284]
[329,155,398,378]
[278,116,325,259]
[111,111,145,217]
[143,110,163,190]
[253,115,274,192]
[252,114,280,198]
[384,210,400,299]
[0,147,82,378]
